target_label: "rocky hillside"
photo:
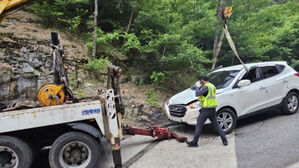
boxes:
[0,10,169,126]
[0,10,87,104]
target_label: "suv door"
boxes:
[257,65,285,107]
[232,67,266,116]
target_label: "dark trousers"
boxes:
[193,108,227,143]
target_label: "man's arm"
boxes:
[195,86,208,97]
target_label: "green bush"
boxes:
[85,58,111,75]
[30,0,91,34]
[150,71,165,84]
[291,59,299,72]
[145,88,159,107]
[68,73,77,89]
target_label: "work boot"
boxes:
[222,139,228,146]
[186,140,198,147]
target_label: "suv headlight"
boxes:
[166,99,173,105]
[188,101,200,109]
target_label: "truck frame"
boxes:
[0,92,123,168]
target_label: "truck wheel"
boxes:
[216,108,237,134]
[283,92,299,114]
[0,135,33,168]
[49,131,101,168]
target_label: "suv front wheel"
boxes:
[217,108,237,134]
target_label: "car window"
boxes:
[190,70,240,90]
[276,64,285,73]
[241,68,259,83]
[258,66,279,79]
[207,70,240,89]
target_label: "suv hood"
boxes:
[169,88,196,105]
[169,88,225,105]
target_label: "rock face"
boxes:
[0,10,87,105]
[0,47,55,104]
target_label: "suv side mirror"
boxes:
[237,79,251,87]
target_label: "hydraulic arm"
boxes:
[124,126,187,143]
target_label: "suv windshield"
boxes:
[208,70,240,89]
[191,70,240,90]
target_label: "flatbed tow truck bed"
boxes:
[0,101,104,133]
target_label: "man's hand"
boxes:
[195,81,201,87]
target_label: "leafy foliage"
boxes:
[217,0,299,66]
[85,57,111,76]
[30,0,91,34]
[150,72,165,84]
[145,88,159,107]
[31,0,299,91]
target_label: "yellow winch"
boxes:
[37,84,65,106]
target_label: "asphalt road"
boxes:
[31,109,299,168]
[235,109,299,168]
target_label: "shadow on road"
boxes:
[234,109,297,138]
[167,109,287,138]
[166,121,219,137]
[236,109,283,128]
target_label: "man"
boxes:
[187,75,228,147]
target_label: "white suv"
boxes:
[165,61,299,133]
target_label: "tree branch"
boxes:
[126,10,134,33]
[211,0,222,70]
[92,0,98,60]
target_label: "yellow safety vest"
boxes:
[198,83,217,108]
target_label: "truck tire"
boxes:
[283,92,299,114]
[0,135,33,168]
[216,108,237,134]
[49,131,101,168]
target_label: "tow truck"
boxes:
[0,65,125,168]
[0,1,125,167]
